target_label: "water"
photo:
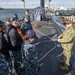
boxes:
[0,9,33,21]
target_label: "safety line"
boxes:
[36,25,74,75]
[35,29,57,62]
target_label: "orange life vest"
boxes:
[17,28,24,40]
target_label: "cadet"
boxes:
[58,20,75,70]
[21,17,33,35]
[0,53,11,75]
[21,30,40,75]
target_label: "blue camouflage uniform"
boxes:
[21,21,33,35]
[21,40,39,75]
[0,53,11,75]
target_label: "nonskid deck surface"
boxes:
[31,18,75,75]
[11,17,75,75]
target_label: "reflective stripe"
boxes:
[17,28,24,40]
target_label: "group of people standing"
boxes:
[0,9,75,75]
[0,10,40,75]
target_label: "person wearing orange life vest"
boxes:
[16,19,26,40]
[17,28,24,40]
[7,18,23,75]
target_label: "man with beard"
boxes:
[7,18,23,75]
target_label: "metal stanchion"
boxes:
[49,0,51,25]
[21,0,25,11]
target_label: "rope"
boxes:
[35,29,57,62]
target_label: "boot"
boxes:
[60,65,69,70]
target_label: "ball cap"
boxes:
[26,30,36,38]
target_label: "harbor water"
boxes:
[0,9,33,21]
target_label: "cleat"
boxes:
[34,23,41,29]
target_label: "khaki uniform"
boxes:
[59,26,75,66]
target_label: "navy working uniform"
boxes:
[22,9,31,23]
[0,31,10,60]
[0,20,11,75]
[21,17,33,35]
[0,20,10,60]
[0,53,11,75]
[21,30,39,75]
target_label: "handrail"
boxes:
[52,16,66,31]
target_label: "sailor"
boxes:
[21,16,33,35]
[0,20,10,60]
[22,9,31,23]
[16,19,25,40]
[12,14,19,20]
[21,30,40,75]
[58,20,75,70]
[0,53,11,75]
[5,18,12,33]
[7,18,23,75]
[0,20,11,75]
[25,10,31,23]
[5,18,11,26]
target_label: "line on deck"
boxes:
[35,29,57,62]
